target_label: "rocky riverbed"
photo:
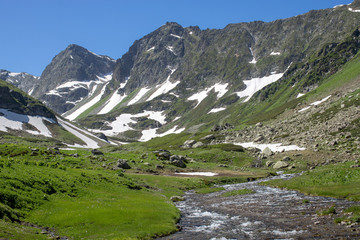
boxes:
[160,173,359,239]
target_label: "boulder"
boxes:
[117,159,131,169]
[91,149,104,155]
[265,160,274,167]
[254,135,264,142]
[183,140,197,148]
[282,156,291,162]
[170,196,185,202]
[273,161,289,169]
[262,147,273,157]
[170,156,186,168]
[192,142,204,148]
[201,134,216,141]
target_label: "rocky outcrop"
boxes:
[0,80,55,119]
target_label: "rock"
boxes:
[117,159,131,169]
[283,156,291,162]
[183,140,197,148]
[156,165,164,169]
[273,161,289,169]
[91,149,104,155]
[266,160,274,167]
[157,151,171,160]
[254,135,264,142]
[143,162,151,166]
[170,156,186,168]
[256,122,263,128]
[72,153,79,158]
[170,196,185,202]
[192,142,204,148]
[262,147,273,156]
[288,164,296,169]
[95,132,108,142]
[218,164,228,168]
[201,134,216,141]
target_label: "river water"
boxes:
[160,173,359,239]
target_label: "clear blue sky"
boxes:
[0,0,353,76]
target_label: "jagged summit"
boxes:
[30,44,116,114]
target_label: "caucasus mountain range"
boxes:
[1,1,360,148]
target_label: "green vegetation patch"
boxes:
[220,188,255,197]
[263,161,360,201]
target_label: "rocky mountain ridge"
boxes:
[2,1,360,144]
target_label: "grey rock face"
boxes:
[33,44,116,114]
[0,70,39,94]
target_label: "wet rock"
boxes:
[117,159,131,169]
[273,161,289,169]
[91,149,104,155]
[170,196,185,202]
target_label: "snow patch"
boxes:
[98,77,129,114]
[233,142,306,152]
[91,110,167,137]
[58,118,101,148]
[270,51,281,56]
[249,48,257,64]
[146,46,155,52]
[170,33,182,39]
[139,126,185,142]
[298,95,331,112]
[128,87,151,105]
[349,7,360,12]
[310,95,331,106]
[236,72,284,102]
[0,109,55,137]
[166,46,176,55]
[98,90,127,114]
[188,83,229,108]
[147,66,178,101]
[65,83,109,121]
[297,93,305,98]
[334,4,345,8]
[8,72,21,77]
[208,107,226,113]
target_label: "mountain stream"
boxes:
[160,172,359,239]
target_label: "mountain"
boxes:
[0,79,108,148]
[31,44,116,114]
[0,69,39,94]
[3,2,360,144]
[67,3,360,142]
